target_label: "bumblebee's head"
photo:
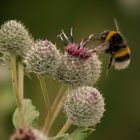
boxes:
[100,31,110,42]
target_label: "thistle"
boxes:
[64,86,105,127]
[56,29,102,87]
[23,39,61,77]
[0,19,117,140]
[11,127,49,140]
[87,53,102,85]
[0,20,33,56]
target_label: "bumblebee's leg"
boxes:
[108,55,114,69]
[106,55,114,76]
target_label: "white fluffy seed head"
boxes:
[23,40,61,77]
[11,128,49,140]
[56,52,102,87]
[0,20,33,56]
[64,86,105,127]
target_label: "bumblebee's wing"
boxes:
[114,18,120,32]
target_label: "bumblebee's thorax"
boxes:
[104,31,125,54]
[105,31,124,45]
[105,43,127,54]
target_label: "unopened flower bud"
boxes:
[64,86,105,127]
[23,40,61,77]
[0,20,33,56]
[11,127,49,140]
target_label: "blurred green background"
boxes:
[0,0,140,140]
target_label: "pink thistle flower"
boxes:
[58,28,94,59]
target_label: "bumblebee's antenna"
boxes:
[70,27,73,43]
[113,18,120,32]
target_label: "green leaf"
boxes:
[66,128,94,140]
[12,99,40,128]
[52,128,94,140]
[52,134,69,140]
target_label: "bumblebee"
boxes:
[94,19,130,70]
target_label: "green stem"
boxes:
[38,75,51,112]
[51,84,68,113]
[18,61,24,99]
[17,61,25,127]
[56,119,72,136]
[10,54,25,127]
[43,84,68,134]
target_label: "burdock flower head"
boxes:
[0,20,33,56]
[23,39,61,77]
[11,127,49,140]
[64,86,105,127]
[56,29,102,87]
[86,53,102,85]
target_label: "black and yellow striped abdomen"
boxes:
[114,47,130,62]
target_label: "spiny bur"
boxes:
[64,86,105,127]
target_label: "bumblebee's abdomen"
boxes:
[114,47,130,62]
[115,53,130,62]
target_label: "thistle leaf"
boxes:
[52,128,94,140]
[12,99,40,128]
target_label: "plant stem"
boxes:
[51,84,67,113]
[10,54,25,127]
[18,61,24,99]
[56,119,72,136]
[43,84,68,134]
[38,75,51,112]
[17,60,25,127]
[48,94,65,132]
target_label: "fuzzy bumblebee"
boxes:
[94,19,130,70]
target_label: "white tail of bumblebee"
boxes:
[114,60,130,70]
